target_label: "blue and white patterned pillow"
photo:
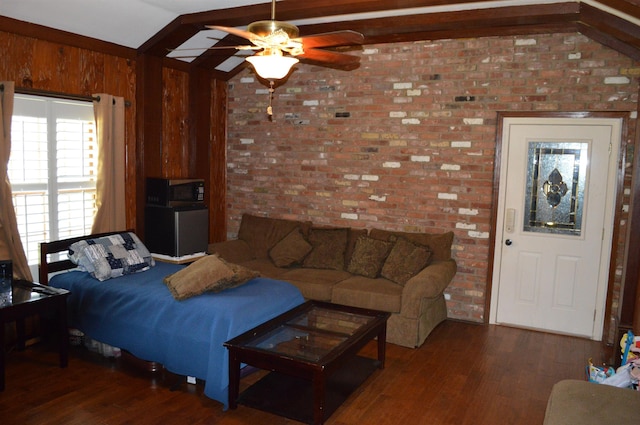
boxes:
[69,232,155,281]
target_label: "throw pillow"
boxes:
[163,254,259,300]
[423,231,454,261]
[302,228,349,270]
[68,232,155,281]
[347,235,394,278]
[237,213,311,259]
[369,228,454,261]
[345,228,367,267]
[269,228,313,267]
[381,237,433,285]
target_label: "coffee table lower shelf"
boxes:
[238,355,380,425]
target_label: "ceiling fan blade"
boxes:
[207,25,261,42]
[296,30,364,49]
[168,45,258,53]
[169,54,204,59]
[297,48,361,69]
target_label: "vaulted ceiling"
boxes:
[3,1,640,80]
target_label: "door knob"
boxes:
[505,239,512,246]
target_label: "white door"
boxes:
[490,116,622,340]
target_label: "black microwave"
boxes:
[146,178,205,207]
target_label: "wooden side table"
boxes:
[0,280,69,391]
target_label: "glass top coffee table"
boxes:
[225,300,390,425]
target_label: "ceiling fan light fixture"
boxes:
[246,49,299,80]
[248,20,299,38]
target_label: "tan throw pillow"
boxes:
[345,228,367,266]
[164,254,259,300]
[269,228,312,267]
[347,235,394,278]
[381,238,432,285]
[302,228,349,270]
[237,214,311,259]
[369,228,454,261]
[424,231,454,261]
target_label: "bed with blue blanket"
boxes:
[39,231,304,408]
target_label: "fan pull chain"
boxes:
[267,81,275,116]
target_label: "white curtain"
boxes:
[0,82,32,281]
[91,94,126,234]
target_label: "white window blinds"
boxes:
[9,94,97,266]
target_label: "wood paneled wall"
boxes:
[161,67,190,176]
[0,28,138,228]
[0,19,227,242]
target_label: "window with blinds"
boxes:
[8,94,97,268]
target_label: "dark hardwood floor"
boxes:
[0,320,611,425]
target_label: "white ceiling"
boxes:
[0,0,261,48]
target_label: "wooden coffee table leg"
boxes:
[313,372,326,425]
[377,325,387,369]
[228,350,240,409]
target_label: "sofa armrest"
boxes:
[544,379,640,425]
[208,239,255,263]
[400,259,457,318]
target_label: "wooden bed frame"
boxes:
[38,230,133,285]
[39,229,166,373]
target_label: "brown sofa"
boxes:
[208,213,457,348]
[543,380,640,425]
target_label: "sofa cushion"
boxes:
[381,237,433,285]
[208,239,254,264]
[237,213,311,259]
[163,254,259,300]
[369,228,454,261]
[279,268,352,301]
[302,227,349,270]
[347,235,394,278]
[237,258,288,279]
[331,275,403,313]
[269,228,313,267]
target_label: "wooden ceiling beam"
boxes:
[578,3,640,60]
[137,0,640,78]
[358,23,579,45]
[581,3,640,48]
[179,0,500,27]
[592,0,640,20]
[578,23,640,60]
[294,3,579,43]
[138,16,201,56]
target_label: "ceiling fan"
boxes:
[173,0,364,116]
[208,0,364,74]
[173,0,364,76]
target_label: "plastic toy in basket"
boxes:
[620,330,640,365]
[587,358,615,383]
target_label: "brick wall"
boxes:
[226,32,639,325]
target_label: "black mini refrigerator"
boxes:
[145,205,208,257]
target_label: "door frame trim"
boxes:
[486,111,629,342]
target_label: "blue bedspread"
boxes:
[49,262,304,407]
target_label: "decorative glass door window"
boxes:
[523,141,589,236]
